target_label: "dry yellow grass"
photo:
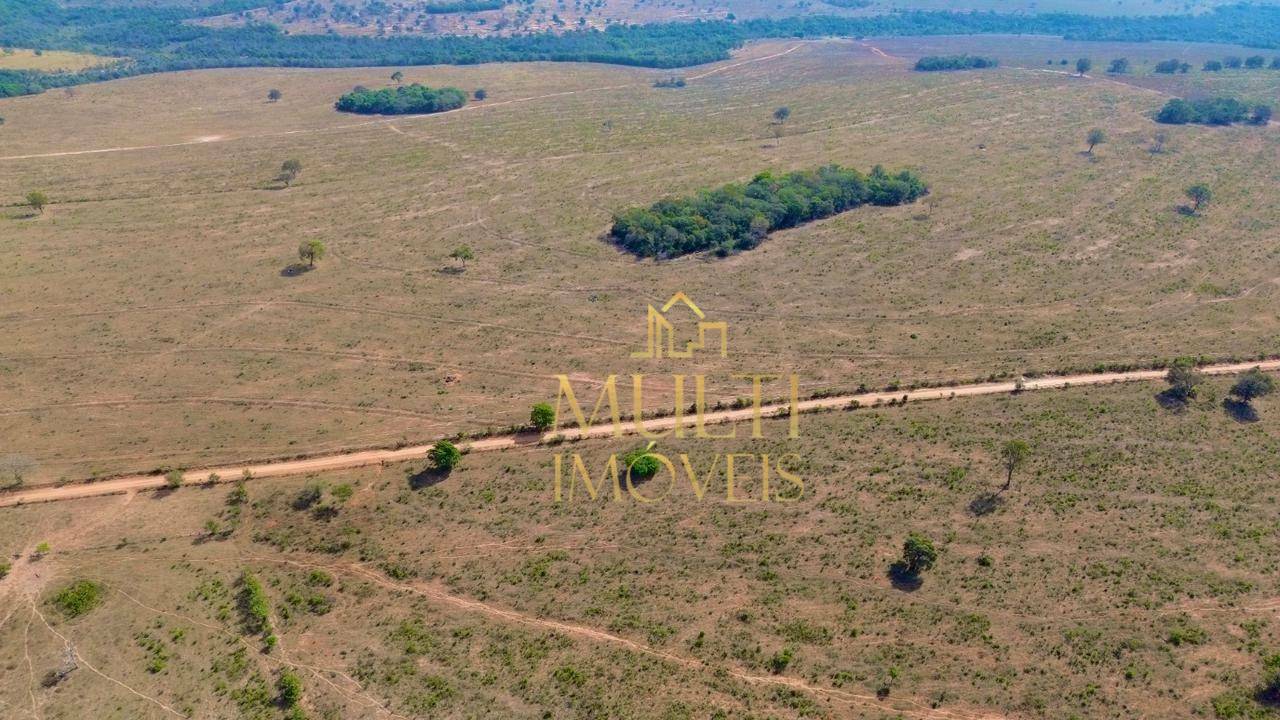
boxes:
[0,48,115,72]
[0,37,1277,485]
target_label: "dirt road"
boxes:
[3,359,1275,508]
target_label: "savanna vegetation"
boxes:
[1156,96,1273,125]
[4,1,1280,97]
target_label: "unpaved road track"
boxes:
[3,359,1276,508]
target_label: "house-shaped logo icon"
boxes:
[631,292,728,359]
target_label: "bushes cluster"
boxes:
[610,165,927,258]
[335,83,467,114]
[51,579,105,618]
[1156,96,1272,125]
[914,54,998,71]
[1153,58,1190,73]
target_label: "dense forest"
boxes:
[1156,96,1272,125]
[914,54,998,71]
[609,165,927,259]
[3,1,1280,98]
[335,83,467,113]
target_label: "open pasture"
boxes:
[1,36,1279,482]
[2,382,1279,718]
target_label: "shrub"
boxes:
[278,670,303,707]
[530,402,556,431]
[767,647,794,673]
[622,446,661,479]
[430,440,461,471]
[335,84,466,115]
[1231,369,1275,402]
[239,571,272,636]
[51,579,105,618]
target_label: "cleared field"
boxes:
[0,48,116,72]
[1,36,1279,484]
[2,381,1279,718]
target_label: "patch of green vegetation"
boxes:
[610,165,927,258]
[914,54,998,71]
[334,84,467,115]
[50,579,105,618]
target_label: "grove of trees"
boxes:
[913,54,997,71]
[1156,97,1272,126]
[335,83,466,115]
[610,165,927,259]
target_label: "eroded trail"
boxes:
[3,359,1276,507]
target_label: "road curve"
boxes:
[3,359,1276,508]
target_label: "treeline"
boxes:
[421,0,507,12]
[5,1,1280,98]
[334,83,467,114]
[1156,96,1272,125]
[914,54,998,71]
[609,165,927,259]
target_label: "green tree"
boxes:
[900,533,937,576]
[25,190,48,214]
[431,440,461,471]
[1203,59,1223,71]
[999,439,1030,490]
[278,670,303,707]
[1230,368,1275,403]
[1086,127,1106,154]
[622,445,660,480]
[530,402,555,431]
[1246,55,1266,69]
[278,158,302,187]
[1185,183,1212,213]
[772,106,790,124]
[164,469,184,489]
[1107,58,1130,74]
[449,245,474,268]
[391,70,404,84]
[1075,57,1092,75]
[298,239,326,267]
[474,88,487,100]
[1165,359,1204,401]
[267,88,282,102]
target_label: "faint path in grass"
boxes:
[4,358,1278,508]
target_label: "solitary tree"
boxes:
[391,70,404,84]
[999,439,1030,491]
[25,190,48,214]
[430,440,461,471]
[277,159,302,187]
[1107,58,1130,74]
[1165,359,1205,401]
[267,88,282,102]
[449,245,474,268]
[1230,368,1275,403]
[772,106,791,124]
[474,88,487,100]
[1150,131,1169,154]
[530,402,556,431]
[1086,128,1106,154]
[1075,57,1092,76]
[298,239,326,267]
[899,533,937,576]
[0,455,34,489]
[1185,183,1212,214]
